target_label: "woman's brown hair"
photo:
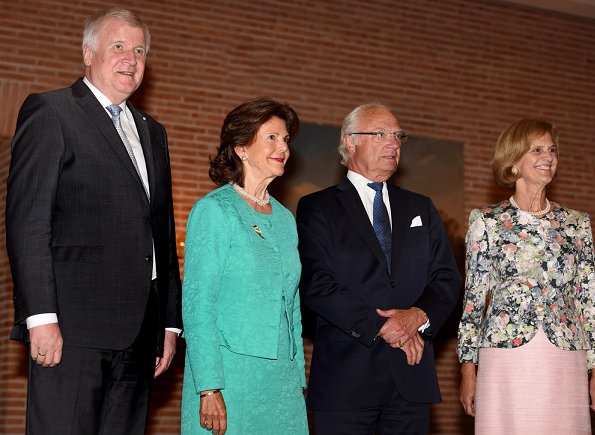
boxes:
[209,97,300,186]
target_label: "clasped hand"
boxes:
[376,308,425,365]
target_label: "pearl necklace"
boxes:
[509,196,550,216]
[231,183,270,206]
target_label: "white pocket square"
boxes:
[410,216,422,227]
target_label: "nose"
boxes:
[385,139,400,149]
[123,49,137,65]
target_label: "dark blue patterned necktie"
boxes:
[367,182,392,270]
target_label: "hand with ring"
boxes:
[400,333,425,365]
[375,307,428,349]
[29,323,63,367]
[200,389,227,434]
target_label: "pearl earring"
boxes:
[512,167,518,175]
[241,156,247,161]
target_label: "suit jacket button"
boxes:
[145,255,152,262]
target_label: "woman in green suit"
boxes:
[181,97,308,435]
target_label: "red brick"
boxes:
[1,1,595,434]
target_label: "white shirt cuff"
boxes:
[26,313,58,329]
[418,320,430,332]
[166,327,182,336]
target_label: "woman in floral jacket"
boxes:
[457,119,595,434]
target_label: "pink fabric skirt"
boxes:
[475,328,591,434]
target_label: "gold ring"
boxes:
[38,353,46,356]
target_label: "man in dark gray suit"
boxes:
[6,8,182,434]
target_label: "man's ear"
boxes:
[344,135,356,154]
[83,47,93,67]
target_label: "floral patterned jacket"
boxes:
[457,200,595,369]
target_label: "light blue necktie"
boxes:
[368,182,392,270]
[106,104,150,200]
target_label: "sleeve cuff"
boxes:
[165,327,182,336]
[418,319,430,332]
[26,313,58,329]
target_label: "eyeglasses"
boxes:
[349,130,408,144]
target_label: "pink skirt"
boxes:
[475,328,591,434]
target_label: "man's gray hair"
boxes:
[82,8,151,53]
[338,103,393,166]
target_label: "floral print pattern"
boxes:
[457,199,595,369]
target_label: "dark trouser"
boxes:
[26,283,159,435]
[311,388,429,435]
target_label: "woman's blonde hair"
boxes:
[492,119,558,188]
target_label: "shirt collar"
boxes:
[83,77,131,121]
[347,170,384,191]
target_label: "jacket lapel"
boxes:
[388,184,406,276]
[72,80,150,206]
[128,103,155,204]
[336,178,388,272]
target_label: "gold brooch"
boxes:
[252,224,264,239]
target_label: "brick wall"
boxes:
[1,0,594,433]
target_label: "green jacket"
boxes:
[182,184,306,393]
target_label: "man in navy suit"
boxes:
[297,103,461,434]
[6,8,181,434]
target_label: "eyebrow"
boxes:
[529,145,556,150]
[110,39,145,48]
[264,131,289,135]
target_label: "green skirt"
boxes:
[181,309,307,435]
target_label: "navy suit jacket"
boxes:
[6,79,182,354]
[297,177,461,409]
